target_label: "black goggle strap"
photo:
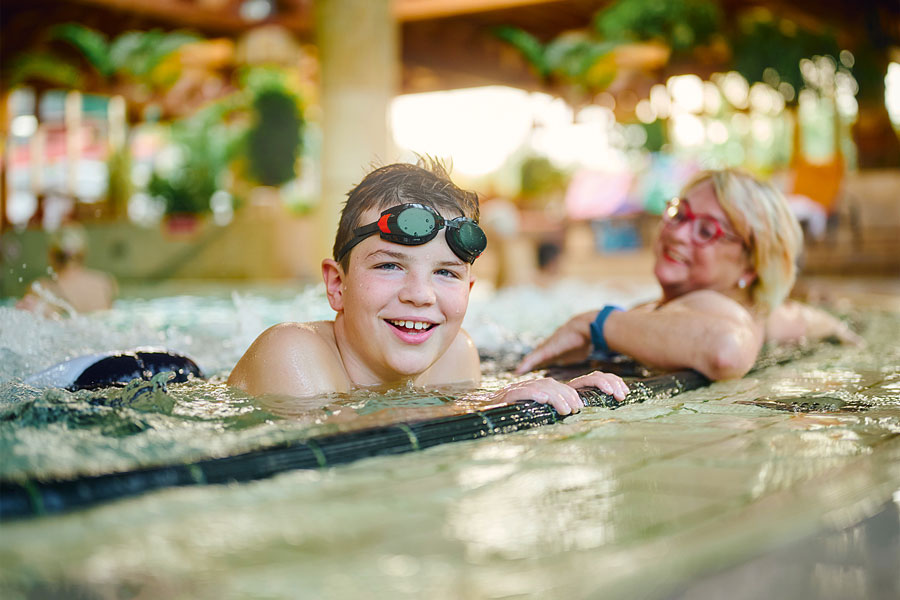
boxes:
[336,204,485,264]
[336,204,443,261]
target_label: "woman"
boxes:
[516,169,861,381]
[16,225,118,318]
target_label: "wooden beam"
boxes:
[394,0,569,22]
[57,0,312,34]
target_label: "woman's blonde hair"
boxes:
[682,169,803,313]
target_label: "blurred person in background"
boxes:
[517,169,861,381]
[16,225,118,318]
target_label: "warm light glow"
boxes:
[671,114,705,146]
[11,115,38,138]
[707,121,729,145]
[887,62,900,126]
[751,115,774,143]
[635,99,656,124]
[649,84,671,119]
[391,86,626,176]
[667,75,705,113]
[391,86,533,176]
[717,71,750,110]
[531,121,623,171]
[703,82,722,115]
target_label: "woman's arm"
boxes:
[765,300,863,346]
[603,291,763,380]
[517,290,763,381]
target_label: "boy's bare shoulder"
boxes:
[256,321,336,348]
[228,321,349,397]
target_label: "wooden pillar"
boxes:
[314,0,398,262]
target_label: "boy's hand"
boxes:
[568,370,630,401]
[493,371,628,416]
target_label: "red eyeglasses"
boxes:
[662,197,744,247]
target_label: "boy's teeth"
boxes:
[390,319,430,330]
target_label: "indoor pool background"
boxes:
[1,279,899,599]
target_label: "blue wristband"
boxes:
[589,305,623,357]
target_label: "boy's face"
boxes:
[327,207,475,383]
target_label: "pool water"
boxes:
[1,280,899,599]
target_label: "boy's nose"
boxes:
[398,273,436,306]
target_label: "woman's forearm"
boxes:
[603,302,762,380]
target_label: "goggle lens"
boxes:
[448,220,488,263]
[396,207,436,237]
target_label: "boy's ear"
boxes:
[322,259,345,312]
[468,272,476,292]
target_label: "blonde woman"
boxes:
[517,169,861,381]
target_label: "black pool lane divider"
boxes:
[0,370,708,520]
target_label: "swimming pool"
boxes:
[1,279,898,599]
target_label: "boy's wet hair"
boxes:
[333,157,480,269]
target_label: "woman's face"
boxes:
[653,179,752,301]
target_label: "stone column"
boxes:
[315,0,398,263]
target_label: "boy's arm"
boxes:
[227,322,349,397]
[420,329,482,387]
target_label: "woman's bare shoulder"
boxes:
[667,289,755,321]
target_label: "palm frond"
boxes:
[51,23,114,78]
[493,25,549,78]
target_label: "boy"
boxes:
[228,159,627,414]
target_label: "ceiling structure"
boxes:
[2,0,898,96]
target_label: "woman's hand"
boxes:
[515,310,598,374]
[493,371,629,415]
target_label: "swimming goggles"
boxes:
[663,197,744,247]
[336,203,487,264]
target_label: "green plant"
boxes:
[518,156,569,209]
[148,105,235,216]
[246,87,304,187]
[593,0,721,52]
[731,11,841,99]
[495,0,721,96]
[495,27,615,84]
[7,23,198,94]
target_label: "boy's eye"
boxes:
[436,268,462,279]
[375,262,401,271]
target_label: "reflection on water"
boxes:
[0,281,899,599]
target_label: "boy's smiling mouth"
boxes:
[384,318,438,345]
[386,319,436,333]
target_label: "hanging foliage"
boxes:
[246,87,304,187]
[593,0,722,53]
[731,10,841,98]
